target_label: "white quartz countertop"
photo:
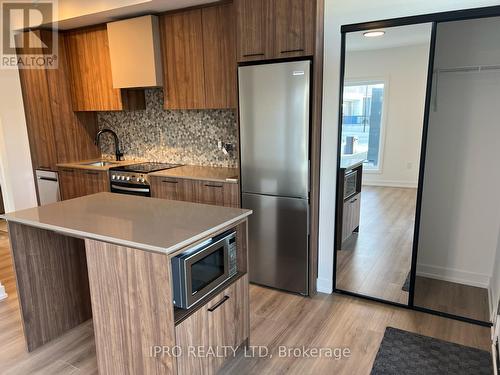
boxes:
[3,193,252,255]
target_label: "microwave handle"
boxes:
[208,295,230,312]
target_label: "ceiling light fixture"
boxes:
[363,30,385,38]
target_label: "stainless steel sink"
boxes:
[81,161,118,167]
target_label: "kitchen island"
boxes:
[4,193,252,374]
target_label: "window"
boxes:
[342,82,385,170]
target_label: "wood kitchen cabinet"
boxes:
[58,168,109,200]
[175,275,249,375]
[160,3,236,109]
[235,0,315,62]
[150,176,240,208]
[64,25,145,111]
[17,31,100,171]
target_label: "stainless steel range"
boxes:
[109,162,181,197]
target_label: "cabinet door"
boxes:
[235,0,272,61]
[175,305,210,375]
[79,170,109,196]
[274,0,315,58]
[64,25,145,111]
[161,10,206,109]
[150,177,186,200]
[17,31,57,170]
[196,181,225,206]
[58,169,81,200]
[202,4,237,108]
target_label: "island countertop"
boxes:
[3,192,252,254]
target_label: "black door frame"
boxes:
[333,4,500,327]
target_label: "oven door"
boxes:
[110,182,150,197]
[184,238,230,308]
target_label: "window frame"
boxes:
[342,77,390,174]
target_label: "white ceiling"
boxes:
[51,0,220,30]
[346,23,433,51]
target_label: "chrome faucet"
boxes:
[95,128,124,161]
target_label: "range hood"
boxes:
[107,15,163,88]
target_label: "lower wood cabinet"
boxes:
[150,176,240,208]
[58,168,109,200]
[342,193,361,243]
[175,274,249,375]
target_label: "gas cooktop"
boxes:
[110,162,182,174]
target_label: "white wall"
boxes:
[416,18,500,294]
[491,230,500,320]
[0,69,38,212]
[318,0,500,293]
[344,44,430,188]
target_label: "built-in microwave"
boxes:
[344,170,358,200]
[171,230,238,309]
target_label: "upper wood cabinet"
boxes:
[235,0,272,61]
[161,9,205,109]
[235,0,315,62]
[160,3,236,109]
[274,0,315,57]
[17,31,100,171]
[64,25,145,111]
[202,4,237,109]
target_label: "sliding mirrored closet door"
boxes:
[414,16,500,323]
[335,23,433,304]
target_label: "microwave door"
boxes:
[185,241,229,307]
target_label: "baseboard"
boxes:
[416,263,490,289]
[362,180,418,189]
[316,277,333,294]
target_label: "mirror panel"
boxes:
[414,17,500,322]
[336,23,433,304]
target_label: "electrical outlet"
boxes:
[217,141,223,150]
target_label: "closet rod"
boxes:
[434,64,500,73]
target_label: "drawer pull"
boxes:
[208,296,230,312]
[350,198,357,203]
[85,171,99,176]
[62,169,74,173]
[162,180,178,184]
[204,184,223,188]
[242,53,265,57]
[280,48,304,54]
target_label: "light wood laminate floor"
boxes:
[414,276,490,322]
[336,186,416,304]
[0,225,491,374]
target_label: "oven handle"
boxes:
[111,184,150,193]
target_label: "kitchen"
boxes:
[1,0,324,373]
[0,1,498,374]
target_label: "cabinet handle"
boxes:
[204,184,223,188]
[350,198,357,203]
[208,296,230,312]
[162,180,178,184]
[62,169,74,173]
[280,48,304,54]
[85,171,99,176]
[242,53,265,57]
[37,177,58,182]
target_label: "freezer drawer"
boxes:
[238,61,310,199]
[242,192,308,294]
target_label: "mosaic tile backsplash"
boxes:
[97,89,238,168]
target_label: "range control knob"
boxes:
[126,176,131,181]
[136,177,140,182]
[141,178,145,183]
[111,175,116,180]
[120,176,125,180]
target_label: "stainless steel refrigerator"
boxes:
[238,60,310,295]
